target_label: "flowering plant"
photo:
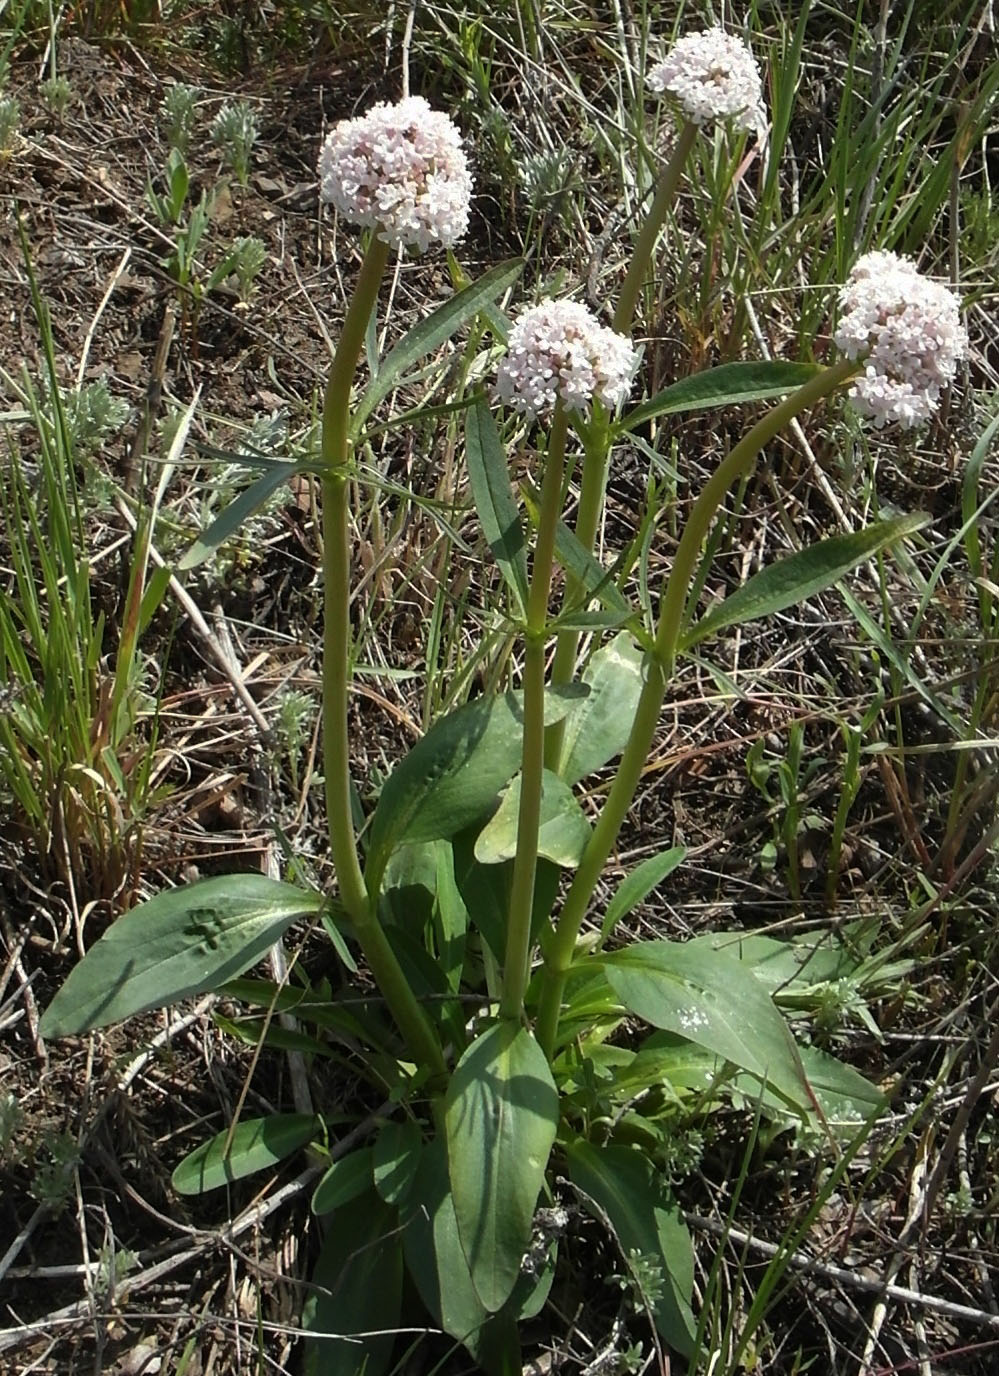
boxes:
[41,53,967,1376]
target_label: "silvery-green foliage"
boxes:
[211,99,258,186]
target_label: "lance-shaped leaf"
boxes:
[600,846,686,943]
[352,257,524,434]
[365,686,586,895]
[557,632,645,784]
[40,876,325,1037]
[564,1139,695,1354]
[466,397,529,616]
[172,1113,319,1195]
[312,1148,375,1215]
[445,1022,558,1312]
[681,513,930,651]
[178,461,299,570]
[474,770,591,869]
[617,360,821,434]
[303,1190,403,1376]
[601,940,812,1111]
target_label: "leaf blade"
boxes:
[172,1113,318,1195]
[682,514,930,650]
[40,876,324,1037]
[618,361,821,434]
[466,397,529,615]
[445,1023,558,1312]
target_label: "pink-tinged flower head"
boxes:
[647,27,765,134]
[834,250,968,429]
[495,300,638,420]
[318,96,471,252]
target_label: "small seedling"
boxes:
[229,234,267,303]
[161,81,199,155]
[0,94,21,156]
[39,75,72,118]
[211,99,258,186]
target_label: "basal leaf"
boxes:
[311,1147,375,1215]
[366,687,586,894]
[601,940,812,1111]
[303,1190,403,1376]
[466,397,529,615]
[172,1113,318,1195]
[40,876,325,1037]
[557,632,645,784]
[372,1119,422,1206]
[564,1139,695,1354]
[682,514,929,650]
[445,1022,558,1313]
[618,361,820,434]
[474,770,591,869]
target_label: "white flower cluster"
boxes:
[834,250,968,429]
[495,300,638,420]
[647,27,765,134]
[318,96,471,252]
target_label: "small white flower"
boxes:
[647,27,765,135]
[495,300,638,420]
[318,95,471,252]
[834,250,968,429]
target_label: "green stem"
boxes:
[534,359,859,1057]
[500,405,569,1020]
[320,232,446,1079]
[545,410,611,771]
[321,235,392,470]
[613,120,699,336]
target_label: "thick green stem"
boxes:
[613,120,699,336]
[534,359,859,1056]
[320,232,446,1079]
[500,405,569,1020]
[545,412,611,771]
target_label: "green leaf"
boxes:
[564,1139,695,1354]
[617,361,821,434]
[557,632,645,784]
[373,1119,422,1205]
[551,516,638,624]
[474,770,591,869]
[303,1190,403,1376]
[962,409,999,581]
[402,1138,491,1350]
[40,876,325,1037]
[365,687,586,894]
[601,941,812,1111]
[172,1113,318,1195]
[466,397,529,616]
[445,1022,558,1313]
[352,258,525,434]
[600,847,686,943]
[682,514,930,650]
[453,828,560,962]
[177,462,299,571]
[312,1147,375,1214]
